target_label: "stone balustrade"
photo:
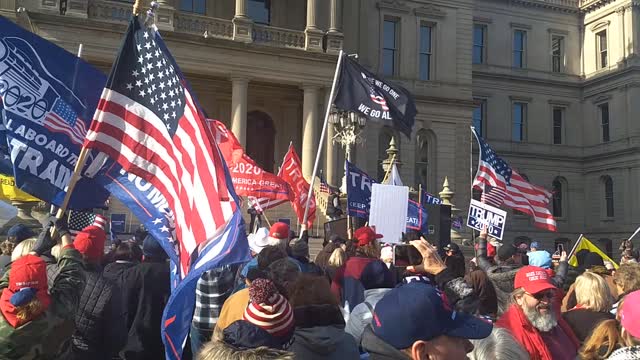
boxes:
[252,24,305,50]
[175,12,233,39]
[87,0,132,24]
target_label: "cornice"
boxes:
[376,0,411,14]
[414,4,447,19]
[509,0,580,14]
[580,0,617,13]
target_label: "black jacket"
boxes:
[120,260,170,360]
[61,265,127,359]
[562,308,614,343]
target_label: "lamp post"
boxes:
[328,108,367,192]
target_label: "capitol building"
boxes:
[5,0,640,256]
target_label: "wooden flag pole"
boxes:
[381,154,396,184]
[567,234,584,260]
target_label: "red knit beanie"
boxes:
[74,225,106,263]
[243,278,294,338]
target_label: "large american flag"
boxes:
[44,99,87,145]
[84,19,239,277]
[472,128,557,231]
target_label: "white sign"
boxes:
[369,184,409,244]
[466,199,507,240]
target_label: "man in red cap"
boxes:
[496,265,579,360]
[331,226,393,318]
[59,224,127,359]
[0,221,85,358]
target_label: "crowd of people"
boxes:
[1,217,640,360]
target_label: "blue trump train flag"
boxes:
[0,16,110,209]
[346,160,376,218]
[0,18,108,209]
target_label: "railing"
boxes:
[87,0,132,24]
[514,0,579,8]
[175,13,233,39]
[252,24,305,50]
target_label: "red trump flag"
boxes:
[279,144,316,228]
[208,120,290,202]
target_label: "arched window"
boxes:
[377,127,398,181]
[603,176,614,218]
[552,177,567,218]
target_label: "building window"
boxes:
[415,130,429,187]
[179,0,205,14]
[473,24,486,64]
[600,103,610,142]
[419,24,433,81]
[473,99,486,137]
[603,175,614,218]
[383,19,398,76]
[248,0,271,25]
[513,30,526,68]
[553,107,563,145]
[596,31,608,69]
[512,102,527,141]
[552,177,564,218]
[552,36,564,73]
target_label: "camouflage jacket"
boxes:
[0,246,85,359]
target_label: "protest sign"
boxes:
[466,199,507,240]
[369,184,409,244]
[110,213,127,234]
[346,161,376,218]
[406,199,428,233]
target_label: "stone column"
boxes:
[439,177,468,245]
[231,77,249,147]
[324,90,337,185]
[305,0,324,52]
[327,0,344,54]
[154,0,176,31]
[233,0,253,43]
[302,85,320,179]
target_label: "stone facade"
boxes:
[5,0,639,256]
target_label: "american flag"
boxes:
[44,99,87,145]
[84,19,239,277]
[472,128,557,231]
[68,211,107,235]
[319,173,330,194]
[480,183,506,208]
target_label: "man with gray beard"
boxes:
[496,266,580,360]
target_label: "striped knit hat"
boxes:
[243,278,294,338]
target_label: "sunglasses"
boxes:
[527,290,555,301]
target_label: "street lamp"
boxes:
[328,108,367,192]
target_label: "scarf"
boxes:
[0,288,51,328]
[496,304,580,360]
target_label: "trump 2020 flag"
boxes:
[0,16,109,209]
[406,199,428,233]
[346,160,376,218]
[83,17,250,359]
[333,56,417,138]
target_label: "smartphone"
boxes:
[393,244,423,267]
[557,244,564,253]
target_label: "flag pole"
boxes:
[470,126,477,256]
[567,233,584,260]
[381,154,396,184]
[418,184,422,205]
[627,225,640,242]
[301,50,344,233]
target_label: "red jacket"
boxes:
[496,304,579,360]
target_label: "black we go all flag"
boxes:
[333,56,417,138]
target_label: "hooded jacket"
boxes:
[496,304,580,360]
[0,247,84,359]
[290,304,359,360]
[345,288,391,345]
[361,325,410,360]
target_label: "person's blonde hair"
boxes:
[581,298,640,359]
[11,238,36,261]
[328,247,346,267]
[15,298,44,322]
[575,272,613,312]
[197,340,294,360]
